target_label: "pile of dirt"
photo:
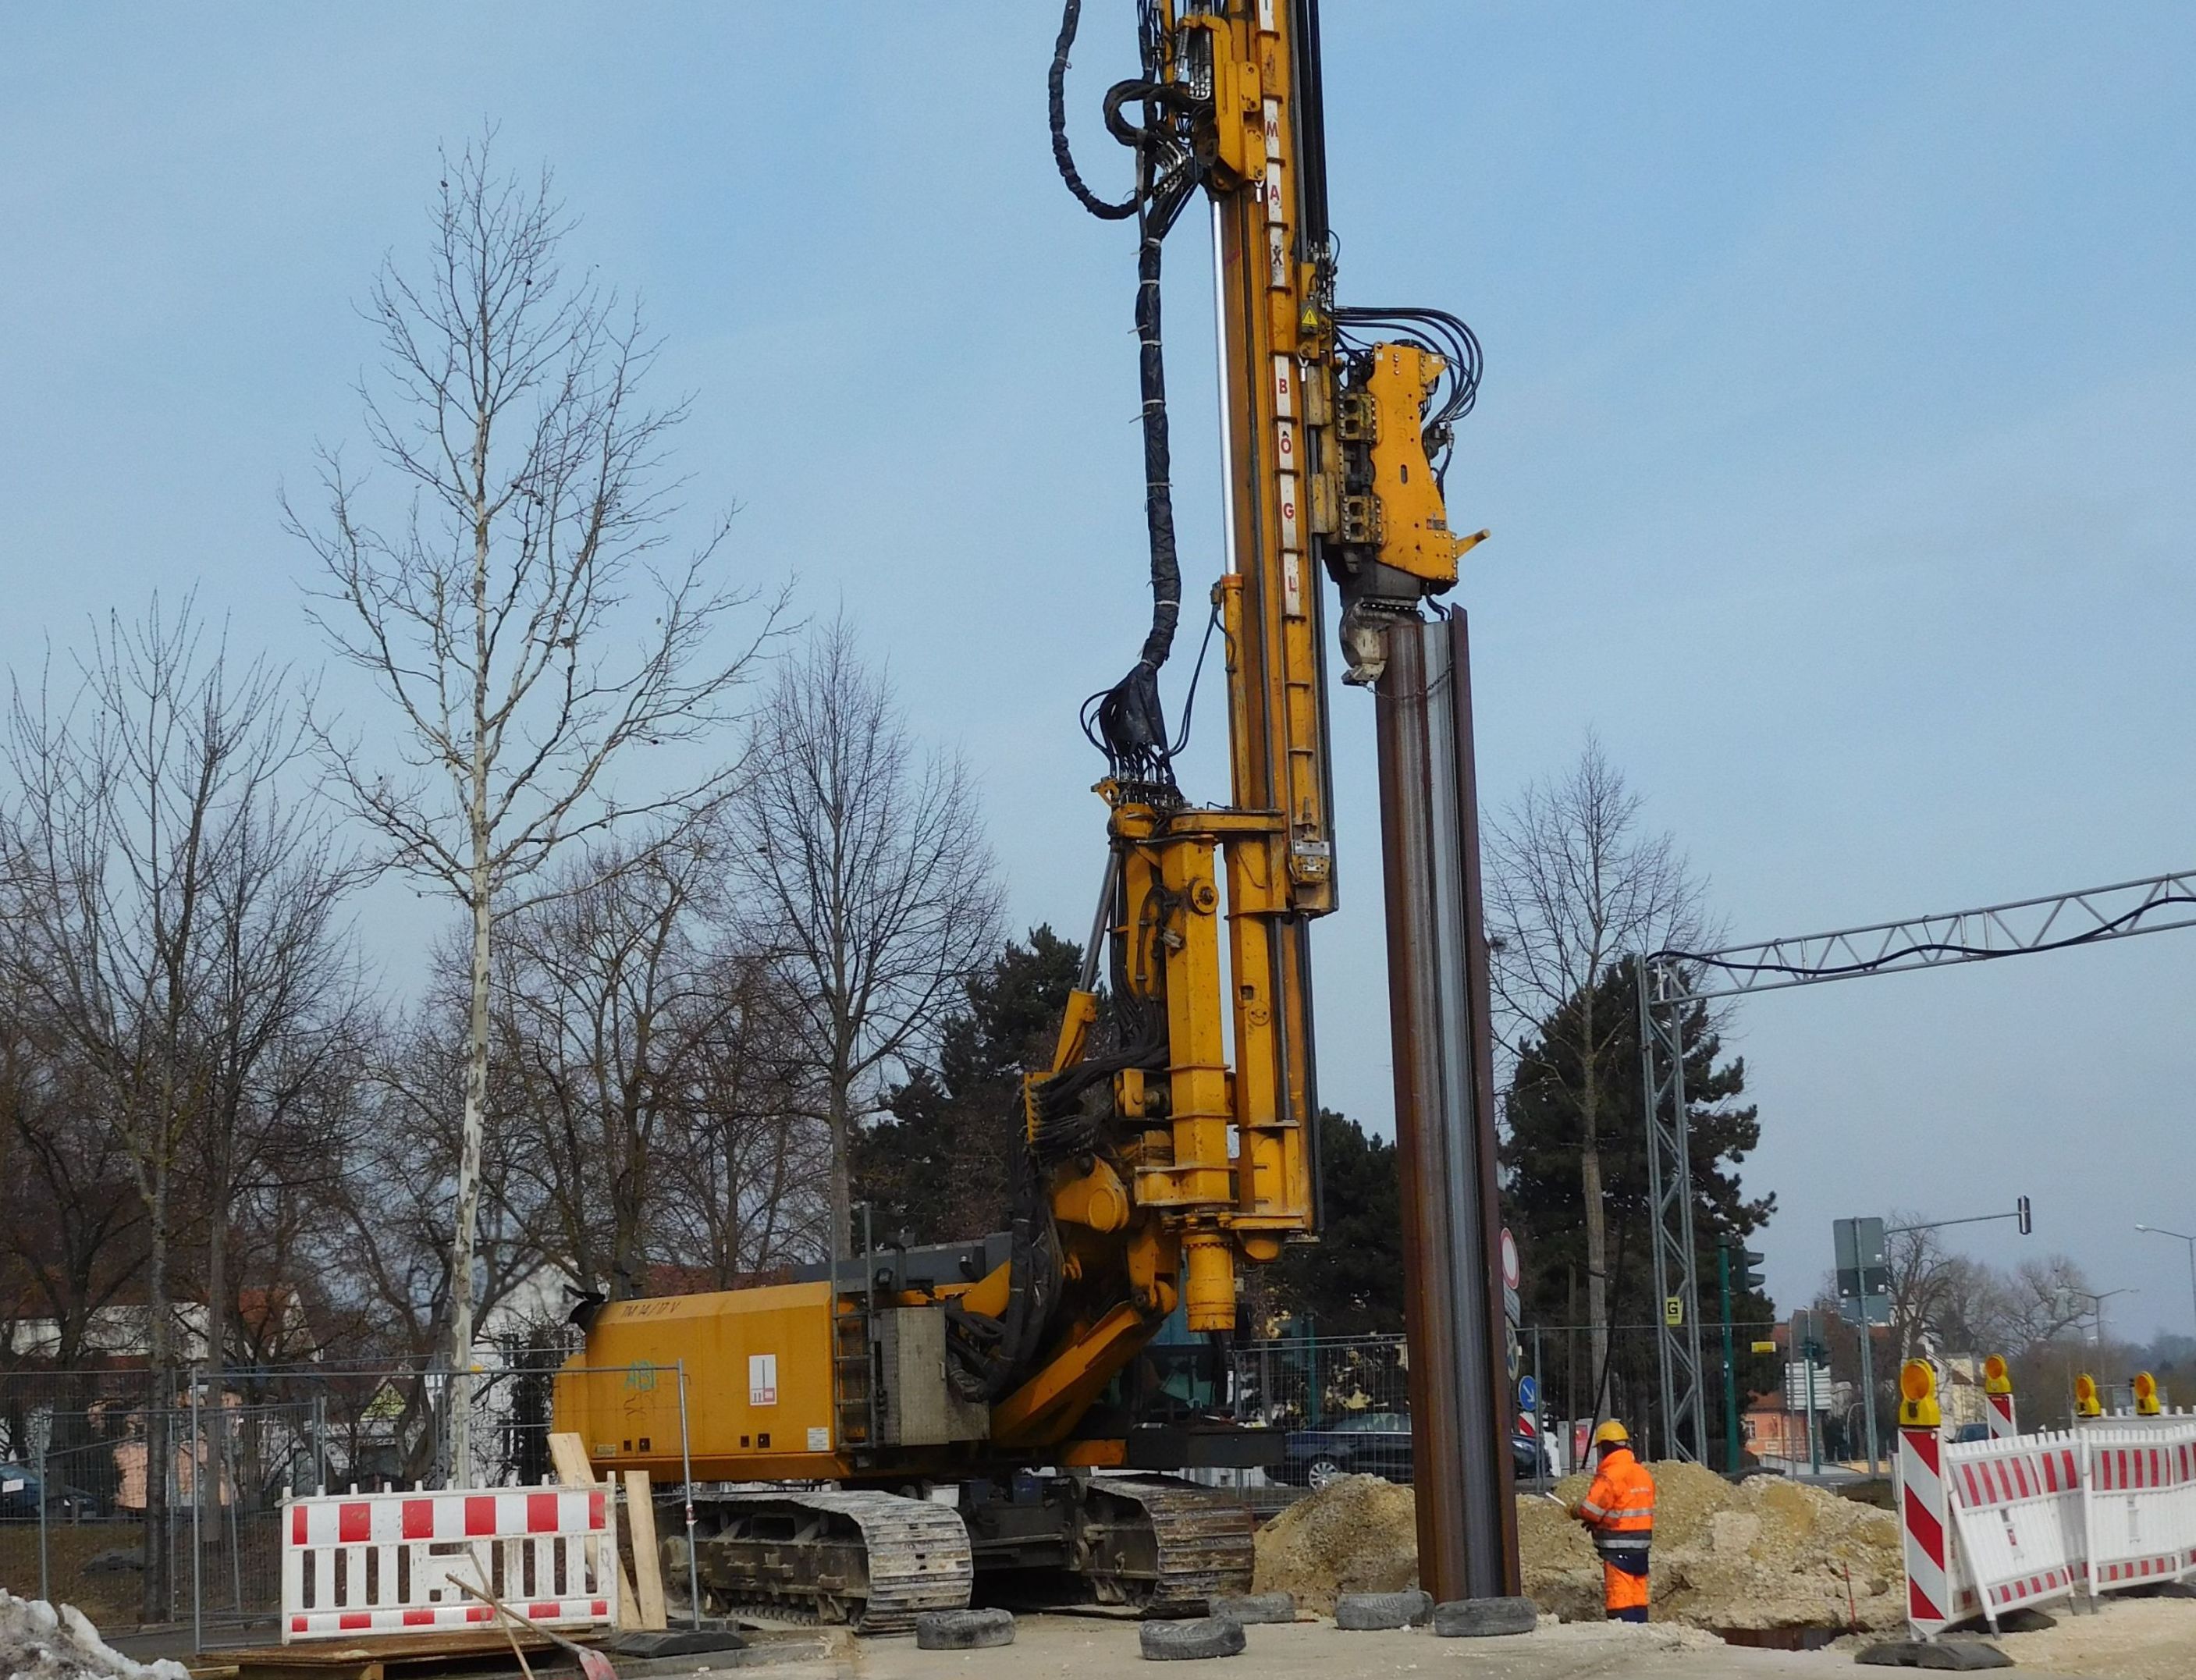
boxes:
[0,1591,188,1680]
[1250,1476,1420,1612]
[1255,1463,1906,1632]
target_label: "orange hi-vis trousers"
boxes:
[1602,1559,1650,1621]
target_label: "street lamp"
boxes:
[2064,1286,2138,1348]
[2134,1224,2196,1336]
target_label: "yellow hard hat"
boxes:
[1591,1419,1630,1448]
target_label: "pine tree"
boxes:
[854,926,1082,1244]
[1503,958,1775,1448]
[1262,1113,1405,1335]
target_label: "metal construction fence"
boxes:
[0,1358,686,1647]
[3,1327,1775,1636]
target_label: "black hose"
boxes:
[1049,0,1138,221]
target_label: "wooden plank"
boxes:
[622,1469,668,1630]
[546,1432,638,1630]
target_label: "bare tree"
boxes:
[0,598,318,1614]
[1484,733,1715,1413]
[496,835,721,1298]
[733,620,1003,1255]
[655,943,831,1280]
[290,136,781,1469]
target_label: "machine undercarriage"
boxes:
[662,1475,1252,1630]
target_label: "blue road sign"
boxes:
[1518,1374,1539,1412]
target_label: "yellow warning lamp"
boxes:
[2133,1371,2161,1416]
[2073,1373,2102,1418]
[1982,1354,2011,1397]
[1899,1359,1941,1429]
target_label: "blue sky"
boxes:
[5,5,2193,1336]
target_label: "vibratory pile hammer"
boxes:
[553,0,1485,1625]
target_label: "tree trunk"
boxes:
[447,470,495,1484]
[1577,989,1610,1419]
[140,1160,171,1623]
[1579,1135,1610,1419]
[447,861,492,1482]
[828,1073,852,1260]
[204,1127,230,1533]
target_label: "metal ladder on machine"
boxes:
[831,1209,881,1460]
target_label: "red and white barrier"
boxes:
[281,1486,618,1643]
[1942,1432,2087,1630]
[1983,1356,2018,1441]
[2081,1422,2196,1593]
[1899,1422,1981,1636]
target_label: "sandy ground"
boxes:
[1969,1593,2196,1680]
[839,1596,2196,1680]
[851,1612,1835,1680]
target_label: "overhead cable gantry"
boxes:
[1636,865,2196,1463]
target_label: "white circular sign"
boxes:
[1501,1227,1520,1291]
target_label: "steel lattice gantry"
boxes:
[1636,865,2196,1464]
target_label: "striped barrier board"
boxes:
[1899,1423,1981,1637]
[1942,1431,2086,1630]
[2082,1422,2196,1593]
[281,1486,618,1643]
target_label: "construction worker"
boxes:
[1569,1419,1655,1622]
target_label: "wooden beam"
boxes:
[547,1432,639,1630]
[623,1470,669,1630]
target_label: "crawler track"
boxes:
[1078,1475,1256,1616]
[680,1488,973,1633]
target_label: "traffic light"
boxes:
[2017,1195,2032,1236]
[1737,1247,1767,1291]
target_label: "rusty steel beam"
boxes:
[1373,610,1519,1600]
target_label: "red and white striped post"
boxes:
[1899,1360,1956,1638]
[1984,1353,2017,1441]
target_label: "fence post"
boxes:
[675,1361,699,1630]
[191,1377,203,1653]
[38,1444,50,1604]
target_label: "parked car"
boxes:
[0,1463,103,1521]
[1273,1412,1551,1488]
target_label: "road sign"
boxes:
[1834,1216,1889,1301]
[1501,1227,1521,1325]
[1519,1374,1539,1412]
[1750,1340,1778,1355]
[1664,1296,1683,1327]
[1784,1359,1832,1411]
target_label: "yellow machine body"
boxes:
[556,1284,839,1481]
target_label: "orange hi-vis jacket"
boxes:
[1577,1447,1656,1556]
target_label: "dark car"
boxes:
[1274,1412,1551,1488]
[0,1463,104,1521]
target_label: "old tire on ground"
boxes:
[1334,1589,1432,1631]
[1431,1597,1537,1638]
[1139,1618,1247,1660]
[1210,1592,1295,1625]
[916,1608,1016,1650]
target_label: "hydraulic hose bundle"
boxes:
[1053,0,1206,793]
